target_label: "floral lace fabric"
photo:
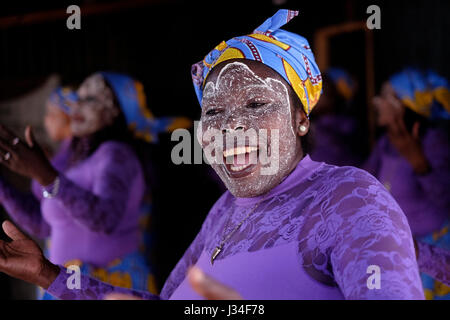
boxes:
[48,156,424,299]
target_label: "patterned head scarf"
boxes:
[389,68,450,120]
[326,68,357,101]
[49,86,78,114]
[191,9,322,116]
[99,72,191,142]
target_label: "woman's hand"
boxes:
[104,266,243,300]
[0,220,59,289]
[187,266,242,300]
[0,125,58,186]
[386,117,430,174]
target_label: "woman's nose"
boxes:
[222,125,245,134]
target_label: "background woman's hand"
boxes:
[0,220,59,289]
[0,125,57,186]
[386,117,430,174]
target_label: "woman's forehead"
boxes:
[78,73,106,96]
[205,59,284,87]
[202,59,291,104]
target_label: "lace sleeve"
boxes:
[53,142,143,234]
[327,169,424,299]
[417,241,450,287]
[46,266,159,300]
[0,177,50,238]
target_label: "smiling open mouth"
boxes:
[222,146,259,178]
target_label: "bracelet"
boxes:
[42,176,60,199]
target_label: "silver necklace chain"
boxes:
[211,199,265,265]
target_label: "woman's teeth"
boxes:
[230,163,252,172]
[223,146,258,158]
[222,146,258,172]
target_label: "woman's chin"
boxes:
[217,164,279,198]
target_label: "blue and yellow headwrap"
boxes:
[389,68,450,120]
[326,68,357,101]
[191,9,322,116]
[49,86,78,114]
[99,72,191,142]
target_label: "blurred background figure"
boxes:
[43,87,75,144]
[309,68,365,167]
[31,85,77,299]
[364,67,450,300]
[0,72,189,299]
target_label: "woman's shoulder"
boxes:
[315,163,407,225]
[311,163,402,211]
[315,162,381,190]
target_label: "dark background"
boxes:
[0,0,449,298]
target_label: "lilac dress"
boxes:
[363,128,450,299]
[363,128,449,237]
[0,140,145,267]
[46,155,424,299]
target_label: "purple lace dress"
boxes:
[0,140,145,267]
[46,155,424,299]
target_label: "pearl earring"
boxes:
[299,125,307,133]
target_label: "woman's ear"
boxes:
[294,107,310,137]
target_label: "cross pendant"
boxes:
[211,246,222,265]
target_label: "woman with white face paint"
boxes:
[0,72,188,298]
[0,10,424,300]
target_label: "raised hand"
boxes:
[0,220,59,289]
[0,125,58,186]
[386,117,430,174]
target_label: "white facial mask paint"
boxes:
[200,61,300,198]
[71,73,120,137]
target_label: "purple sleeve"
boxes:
[415,129,450,211]
[0,178,50,238]
[46,266,160,300]
[51,142,143,234]
[328,170,424,299]
[417,241,450,287]
[31,179,44,201]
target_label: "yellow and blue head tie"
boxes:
[49,86,78,114]
[389,68,450,120]
[191,9,322,116]
[326,68,357,102]
[100,72,191,142]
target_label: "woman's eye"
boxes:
[81,96,97,103]
[246,102,266,109]
[205,108,221,116]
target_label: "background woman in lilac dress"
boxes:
[0,10,426,300]
[364,67,450,299]
[0,72,179,297]
[30,86,75,299]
